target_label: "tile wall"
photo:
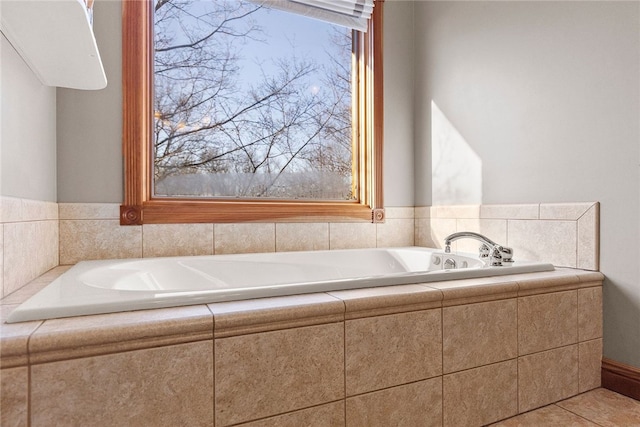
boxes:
[0,200,599,299]
[58,204,415,264]
[415,202,599,270]
[0,197,59,298]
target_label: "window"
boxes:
[120,0,384,225]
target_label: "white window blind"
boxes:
[253,0,375,32]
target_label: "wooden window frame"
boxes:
[120,0,384,225]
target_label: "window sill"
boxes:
[120,200,383,224]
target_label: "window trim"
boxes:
[120,0,384,225]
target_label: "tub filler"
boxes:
[7,247,554,323]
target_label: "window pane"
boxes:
[153,0,354,200]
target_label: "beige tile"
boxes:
[443,299,517,373]
[414,206,431,219]
[215,323,343,426]
[429,277,518,306]
[329,222,376,249]
[539,203,595,220]
[346,377,442,427]
[45,221,60,269]
[59,219,142,264]
[384,207,415,219]
[275,223,329,252]
[480,204,539,220]
[490,404,599,426]
[29,306,213,364]
[578,287,602,341]
[574,271,605,285]
[142,223,214,257]
[0,197,57,223]
[1,367,28,427]
[58,203,120,220]
[209,293,344,338]
[507,220,577,267]
[0,278,49,306]
[427,218,457,250]
[376,218,414,247]
[518,290,577,355]
[0,196,24,223]
[443,360,518,427]
[345,309,441,396]
[518,345,579,413]
[431,205,480,219]
[21,199,58,221]
[579,339,602,393]
[29,265,73,283]
[0,266,70,306]
[454,218,508,254]
[0,305,42,368]
[577,204,599,270]
[415,217,432,247]
[3,220,58,297]
[329,284,441,319]
[238,401,345,427]
[516,269,585,296]
[215,223,275,254]
[557,388,640,427]
[31,341,214,425]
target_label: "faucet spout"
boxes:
[443,232,514,267]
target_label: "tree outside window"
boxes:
[153,0,356,200]
[120,0,383,225]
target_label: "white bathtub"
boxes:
[6,247,554,323]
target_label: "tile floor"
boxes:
[492,388,640,426]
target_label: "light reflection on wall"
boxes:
[431,100,482,205]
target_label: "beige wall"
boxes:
[413,1,640,368]
[0,36,57,201]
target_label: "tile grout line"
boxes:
[207,304,216,426]
[26,319,47,427]
[576,289,580,392]
[441,305,444,427]
[516,288,520,414]
[224,398,347,427]
[345,375,443,400]
[343,301,347,426]
[553,402,607,427]
[575,219,579,271]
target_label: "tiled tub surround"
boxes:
[57,204,415,264]
[1,267,603,426]
[0,201,598,296]
[56,202,597,268]
[0,197,59,299]
[415,202,599,270]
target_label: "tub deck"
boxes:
[1,265,603,426]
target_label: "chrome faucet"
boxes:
[444,232,514,267]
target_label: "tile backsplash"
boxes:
[0,197,58,298]
[58,204,415,264]
[0,199,598,298]
[415,202,599,270]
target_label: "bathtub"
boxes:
[6,247,554,323]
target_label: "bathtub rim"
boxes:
[5,246,555,324]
